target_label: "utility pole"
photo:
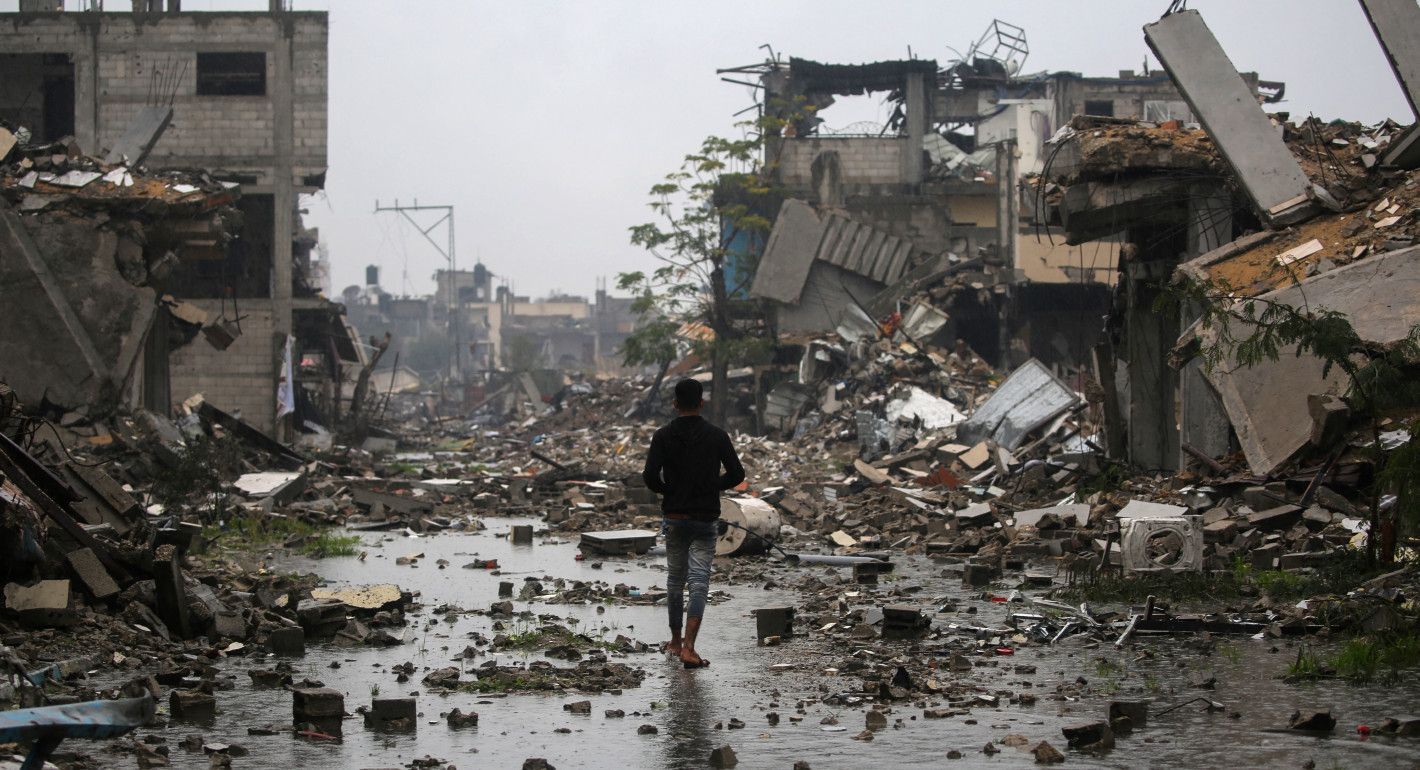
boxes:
[374,200,460,381]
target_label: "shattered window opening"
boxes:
[1083,99,1115,118]
[0,53,76,142]
[195,52,266,97]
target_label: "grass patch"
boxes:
[302,532,362,558]
[1052,570,1244,605]
[497,623,614,652]
[1285,634,1420,684]
[1334,634,1420,683]
[1053,551,1384,606]
[204,513,360,558]
[1286,646,1328,680]
[204,512,316,547]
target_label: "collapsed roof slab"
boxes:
[1144,10,1316,226]
[1199,244,1420,475]
[1358,0,1420,168]
[1358,0,1420,117]
[750,199,919,304]
[0,202,156,410]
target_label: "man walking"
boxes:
[642,378,745,668]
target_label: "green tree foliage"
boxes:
[619,99,808,423]
[1178,276,1420,564]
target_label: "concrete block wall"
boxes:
[168,299,279,433]
[779,138,905,187]
[0,13,327,177]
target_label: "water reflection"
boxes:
[661,668,718,769]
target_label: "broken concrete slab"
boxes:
[754,607,795,642]
[1359,0,1420,120]
[365,697,416,730]
[1201,245,1420,475]
[170,689,216,721]
[853,459,891,485]
[152,544,192,639]
[3,579,71,612]
[309,584,403,611]
[58,462,141,535]
[293,687,345,734]
[1247,505,1302,531]
[579,529,658,555]
[1117,500,1188,520]
[103,106,173,167]
[750,199,824,304]
[1014,504,1089,528]
[350,487,434,516]
[1144,10,1315,225]
[267,626,306,656]
[0,201,157,410]
[233,471,307,505]
[958,441,991,470]
[65,547,120,600]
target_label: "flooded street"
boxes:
[120,518,1420,769]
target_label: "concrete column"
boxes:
[75,19,100,155]
[1179,185,1233,464]
[271,31,295,337]
[901,72,926,185]
[270,24,296,436]
[994,139,1018,268]
[1124,258,1179,471]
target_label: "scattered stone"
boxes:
[1289,710,1336,732]
[564,700,592,715]
[446,707,479,728]
[709,745,738,767]
[1032,740,1065,764]
[638,724,658,734]
[170,689,215,721]
[1062,720,1114,751]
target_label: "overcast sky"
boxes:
[9,1,1414,299]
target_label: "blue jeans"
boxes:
[664,518,716,629]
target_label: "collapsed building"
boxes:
[724,22,1283,372]
[0,3,342,436]
[1038,4,1420,474]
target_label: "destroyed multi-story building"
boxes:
[728,23,1282,370]
[1038,4,1420,473]
[0,2,332,433]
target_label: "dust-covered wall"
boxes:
[168,299,278,432]
[0,12,327,185]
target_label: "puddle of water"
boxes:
[112,519,1420,769]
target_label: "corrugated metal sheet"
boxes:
[816,210,914,285]
[764,382,815,433]
[751,199,918,305]
[957,359,1081,450]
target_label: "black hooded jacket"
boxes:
[641,415,745,519]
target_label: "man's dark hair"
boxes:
[674,378,703,411]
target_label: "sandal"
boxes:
[682,657,710,669]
